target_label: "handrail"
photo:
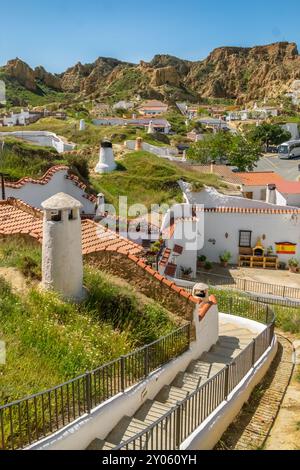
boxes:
[114,299,276,450]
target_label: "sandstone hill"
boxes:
[1,42,300,106]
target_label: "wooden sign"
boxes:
[275,242,297,255]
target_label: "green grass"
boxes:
[209,287,300,335]
[0,238,179,402]
[91,150,221,211]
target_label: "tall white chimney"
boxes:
[41,193,85,301]
[79,119,86,131]
[95,140,117,174]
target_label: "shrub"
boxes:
[204,261,213,270]
[219,251,232,263]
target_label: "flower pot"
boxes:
[197,262,205,269]
[289,266,298,273]
[220,261,229,268]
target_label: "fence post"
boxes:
[121,356,126,392]
[144,347,149,378]
[224,365,230,399]
[175,405,182,449]
[252,339,256,367]
[85,372,92,414]
[265,306,269,325]
[229,297,233,315]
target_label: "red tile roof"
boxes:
[0,199,219,316]
[276,180,300,195]
[238,172,285,187]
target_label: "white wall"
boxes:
[200,211,300,264]
[0,131,76,153]
[5,170,95,214]
[125,141,179,159]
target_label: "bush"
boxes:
[204,261,213,270]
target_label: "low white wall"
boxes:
[182,334,278,450]
[125,141,181,161]
[28,304,219,451]
[0,131,76,153]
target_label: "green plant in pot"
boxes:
[197,255,207,268]
[219,251,232,268]
[288,258,299,273]
[180,266,193,279]
[204,261,213,271]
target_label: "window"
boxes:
[239,230,252,248]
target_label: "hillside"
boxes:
[2,42,300,106]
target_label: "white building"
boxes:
[112,101,134,111]
[159,186,300,276]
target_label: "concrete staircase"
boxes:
[87,323,256,451]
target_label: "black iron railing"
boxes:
[115,300,276,451]
[0,324,190,450]
[195,271,300,301]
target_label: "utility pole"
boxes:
[0,140,9,200]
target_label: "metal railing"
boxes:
[194,271,300,300]
[0,324,190,450]
[115,300,276,450]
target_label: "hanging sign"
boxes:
[275,242,297,255]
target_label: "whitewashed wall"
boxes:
[6,170,95,214]
[125,140,181,160]
[200,211,300,264]
[0,131,76,153]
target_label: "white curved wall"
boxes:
[0,131,76,153]
[5,170,95,214]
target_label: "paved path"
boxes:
[256,155,300,181]
[215,333,295,450]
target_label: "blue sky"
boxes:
[1,0,300,72]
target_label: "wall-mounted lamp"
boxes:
[208,238,216,245]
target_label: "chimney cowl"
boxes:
[101,140,113,149]
[268,184,276,191]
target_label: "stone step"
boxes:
[155,385,190,406]
[188,360,224,376]
[87,439,116,451]
[105,416,148,445]
[172,372,208,391]
[135,400,172,425]
[210,344,242,359]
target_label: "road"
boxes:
[255,154,300,181]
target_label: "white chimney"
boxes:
[79,119,85,131]
[97,193,105,214]
[41,193,85,301]
[266,184,277,205]
[147,120,154,134]
[95,140,117,174]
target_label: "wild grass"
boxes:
[0,239,178,403]
[210,287,300,334]
[91,151,221,211]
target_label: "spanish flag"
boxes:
[275,242,297,255]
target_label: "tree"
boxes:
[227,135,262,171]
[187,132,232,163]
[249,123,291,149]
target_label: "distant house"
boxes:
[0,109,40,127]
[187,130,204,142]
[92,117,171,134]
[138,100,168,116]
[112,101,134,111]
[226,106,279,122]
[237,172,286,201]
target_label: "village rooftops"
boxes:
[275,180,300,194]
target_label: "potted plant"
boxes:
[197,255,207,269]
[288,258,299,273]
[180,266,193,280]
[219,251,232,268]
[267,246,274,256]
[204,261,213,271]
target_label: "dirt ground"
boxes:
[265,339,300,451]
[0,267,28,294]
[206,264,300,289]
